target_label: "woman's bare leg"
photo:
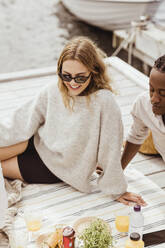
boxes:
[0,141,28,181]
[0,141,28,161]
[1,156,23,180]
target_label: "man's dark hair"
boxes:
[154,55,165,72]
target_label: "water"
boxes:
[1,0,158,74]
[0,0,68,73]
[129,206,144,240]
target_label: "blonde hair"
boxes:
[57,36,113,109]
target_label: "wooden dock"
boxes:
[113,23,165,74]
[1,56,165,248]
[0,56,164,190]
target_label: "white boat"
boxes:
[61,0,162,31]
[154,0,165,28]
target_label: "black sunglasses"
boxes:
[58,72,91,84]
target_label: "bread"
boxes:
[46,228,63,248]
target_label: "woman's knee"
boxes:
[0,141,28,161]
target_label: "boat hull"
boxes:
[61,0,161,30]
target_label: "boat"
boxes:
[61,0,162,31]
[153,0,165,28]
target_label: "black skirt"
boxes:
[18,136,62,184]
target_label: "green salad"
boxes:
[79,219,114,248]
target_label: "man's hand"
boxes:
[117,192,147,206]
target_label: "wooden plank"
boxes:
[135,24,165,61]
[147,171,165,189]
[120,105,132,115]
[0,66,57,83]
[130,157,165,175]
[113,25,165,69]
[112,78,135,89]
[115,94,137,106]
[131,152,159,163]
[0,75,56,90]
[118,85,144,96]
[106,56,149,89]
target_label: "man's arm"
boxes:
[121,141,141,170]
[121,95,149,170]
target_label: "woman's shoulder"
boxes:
[96,89,113,98]
[95,89,116,105]
[34,81,60,106]
[95,89,121,118]
[41,81,59,96]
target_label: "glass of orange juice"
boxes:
[24,209,43,241]
[114,207,130,236]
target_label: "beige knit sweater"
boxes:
[0,82,127,198]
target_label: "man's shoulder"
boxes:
[132,91,151,116]
[134,91,149,106]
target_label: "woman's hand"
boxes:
[116,192,147,206]
[96,166,147,206]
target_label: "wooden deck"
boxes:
[113,23,165,74]
[0,56,165,191]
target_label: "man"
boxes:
[121,55,165,169]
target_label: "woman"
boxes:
[0,36,145,206]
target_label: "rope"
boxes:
[112,16,150,65]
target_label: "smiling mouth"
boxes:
[68,84,81,90]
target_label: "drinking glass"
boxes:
[9,229,28,248]
[114,207,130,236]
[24,209,43,241]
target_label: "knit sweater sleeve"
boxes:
[0,85,48,146]
[97,92,127,199]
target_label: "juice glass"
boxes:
[9,230,28,248]
[114,207,130,236]
[24,210,42,241]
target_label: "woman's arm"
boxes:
[97,93,146,206]
[97,93,127,198]
[121,111,149,170]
